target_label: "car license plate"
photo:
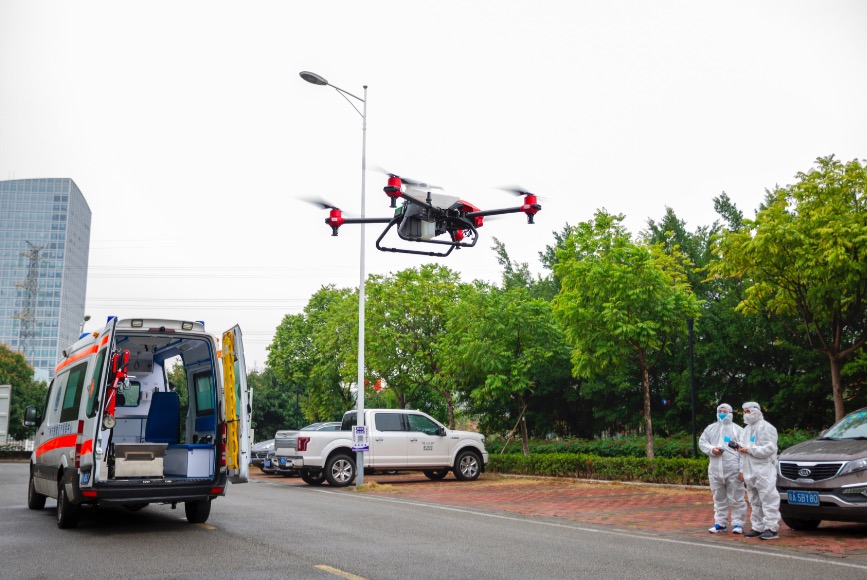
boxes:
[787,491,819,506]
[264,459,271,467]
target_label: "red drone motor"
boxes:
[325,208,345,236]
[520,194,540,224]
[383,175,402,207]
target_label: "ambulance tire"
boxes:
[184,499,211,524]
[56,478,81,529]
[28,469,46,510]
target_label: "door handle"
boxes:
[375,437,384,442]
[409,438,418,442]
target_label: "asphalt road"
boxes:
[2,462,866,580]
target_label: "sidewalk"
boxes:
[252,471,867,560]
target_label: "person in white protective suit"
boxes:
[698,403,747,534]
[738,402,780,540]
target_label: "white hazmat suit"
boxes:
[698,404,747,532]
[739,402,780,534]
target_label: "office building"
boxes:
[0,178,91,380]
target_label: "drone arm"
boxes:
[466,201,542,224]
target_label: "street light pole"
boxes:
[300,71,367,487]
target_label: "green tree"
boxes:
[712,156,867,421]
[553,210,702,458]
[0,344,47,440]
[365,265,461,425]
[442,282,570,454]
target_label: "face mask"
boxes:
[744,412,759,425]
[718,413,729,421]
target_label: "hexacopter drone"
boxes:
[311,172,542,257]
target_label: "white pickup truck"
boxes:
[281,409,488,487]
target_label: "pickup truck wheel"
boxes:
[300,470,326,486]
[56,479,81,529]
[454,450,481,481]
[184,499,211,524]
[325,454,356,487]
[423,469,448,481]
[28,469,46,510]
[782,516,821,531]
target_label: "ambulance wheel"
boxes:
[300,470,326,486]
[184,499,211,524]
[28,470,46,510]
[56,479,81,529]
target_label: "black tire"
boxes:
[453,450,482,481]
[782,516,821,531]
[300,470,326,486]
[325,454,356,487]
[123,503,148,512]
[28,470,46,510]
[423,469,449,481]
[184,499,211,524]
[56,479,80,529]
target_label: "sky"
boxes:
[2,1,866,369]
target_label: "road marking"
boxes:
[312,488,867,571]
[315,564,366,579]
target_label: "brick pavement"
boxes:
[251,470,867,560]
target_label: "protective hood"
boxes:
[717,403,733,424]
[743,402,762,425]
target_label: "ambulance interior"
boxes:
[105,332,219,481]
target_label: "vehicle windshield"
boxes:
[823,409,867,439]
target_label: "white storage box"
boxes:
[164,445,214,478]
[114,443,167,478]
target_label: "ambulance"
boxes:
[24,317,251,529]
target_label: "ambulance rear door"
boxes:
[221,325,250,483]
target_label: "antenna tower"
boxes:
[12,241,43,358]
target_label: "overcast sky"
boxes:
[2,1,866,369]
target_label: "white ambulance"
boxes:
[24,317,251,529]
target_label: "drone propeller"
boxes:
[498,187,543,224]
[500,186,543,200]
[300,197,355,236]
[299,196,342,211]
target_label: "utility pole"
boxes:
[12,241,42,358]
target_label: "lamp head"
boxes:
[300,71,328,86]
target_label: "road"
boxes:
[2,462,865,579]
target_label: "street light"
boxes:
[300,70,368,487]
[80,314,91,335]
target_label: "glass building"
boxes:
[0,178,91,380]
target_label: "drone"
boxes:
[310,172,542,257]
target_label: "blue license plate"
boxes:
[264,459,271,467]
[787,491,819,506]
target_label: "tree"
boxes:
[442,282,571,454]
[365,265,460,425]
[553,210,702,458]
[0,344,47,440]
[712,156,867,421]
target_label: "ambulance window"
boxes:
[117,381,141,407]
[52,372,70,417]
[59,362,88,423]
[86,349,107,418]
[193,372,215,416]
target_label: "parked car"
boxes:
[777,407,867,530]
[273,422,342,476]
[250,439,276,474]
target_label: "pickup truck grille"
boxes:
[779,461,843,482]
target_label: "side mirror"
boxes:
[437,426,446,437]
[23,405,39,427]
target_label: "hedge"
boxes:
[488,452,710,485]
[485,431,813,459]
